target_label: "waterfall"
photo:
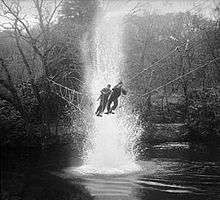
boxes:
[76,1,141,175]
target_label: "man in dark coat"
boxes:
[105,81,127,114]
[95,84,111,117]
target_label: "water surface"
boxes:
[56,142,220,200]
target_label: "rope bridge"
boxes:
[48,32,219,113]
[48,0,219,114]
[45,0,217,117]
[48,55,219,115]
[49,79,91,114]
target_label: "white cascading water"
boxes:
[76,1,141,174]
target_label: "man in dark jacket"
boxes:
[95,84,111,117]
[105,81,127,114]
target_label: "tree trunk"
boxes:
[14,31,51,137]
[0,59,28,119]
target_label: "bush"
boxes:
[186,88,220,144]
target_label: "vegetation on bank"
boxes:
[0,0,219,150]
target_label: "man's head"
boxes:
[107,84,111,88]
[118,81,123,87]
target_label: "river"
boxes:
[2,142,220,200]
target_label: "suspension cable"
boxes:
[126,47,180,83]
[48,78,84,95]
[126,35,206,85]
[131,57,220,99]
[125,0,211,84]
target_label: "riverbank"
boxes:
[137,122,220,148]
[1,171,93,200]
[1,143,85,200]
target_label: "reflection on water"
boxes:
[58,143,220,200]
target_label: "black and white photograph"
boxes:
[1,0,220,199]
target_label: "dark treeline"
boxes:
[123,9,220,145]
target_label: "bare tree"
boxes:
[0,0,64,136]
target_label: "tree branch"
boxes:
[47,0,64,25]
[1,0,33,39]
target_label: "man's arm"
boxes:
[97,95,101,101]
[101,88,110,94]
[97,89,104,101]
[121,88,127,95]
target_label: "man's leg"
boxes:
[106,98,112,113]
[96,99,104,116]
[102,98,108,113]
[95,105,100,114]
[110,98,118,113]
[96,105,102,115]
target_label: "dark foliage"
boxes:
[0,0,98,149]
[59,0,98,26]
[124,11,220,145]
[187,88,220,144]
